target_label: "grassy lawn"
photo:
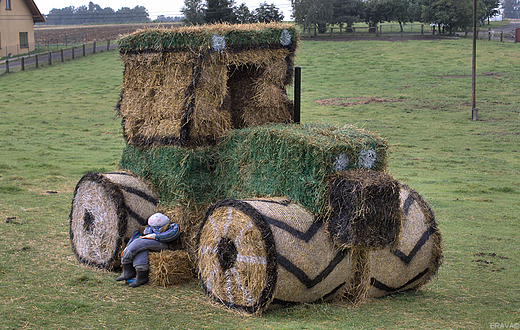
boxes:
[0,37,519,329]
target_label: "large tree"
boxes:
[253,2,284,22]
[503,0,520,19]
[363,0,393,28]
[421,0,473,34]
[332,0,364,28]
[204,0,236,23]
[182,0,205,24]
[480,0,501,23]
[291,0,334,34]
[234,3,253,23]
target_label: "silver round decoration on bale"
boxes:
[196,198,354,314]
[279,28,291,46]
[358,148,377,169]
[212,34,226,52]
[367,184,443,298]
[69,172,158,270]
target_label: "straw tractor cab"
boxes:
[69,23,442,314]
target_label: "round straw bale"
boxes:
[69,172,158,270]
[367,184,442,298]
[197,198,354,313]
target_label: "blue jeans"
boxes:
[121,238,168,271]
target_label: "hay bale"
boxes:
[326,170,402,250]
[117,23,299,148]
[69,172,158,270]
[367,184,443,298]
[119,123,389,217]
[196,198,355,314]
[149,249,196,287]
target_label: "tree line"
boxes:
[503,0,520,18]
[44,2,182,25]
[182,0,284,25]
[291,0,501,35]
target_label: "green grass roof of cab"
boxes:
[117,24,299,53]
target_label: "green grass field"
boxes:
[0,37,519,329]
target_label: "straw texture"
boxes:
[117,23,298,148]
[149,249,195,287]
[69,172,158,270]
[197,198,354,313]
[367,184,443,298]
[326,170,402,250]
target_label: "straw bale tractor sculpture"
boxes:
[69,23,442,314]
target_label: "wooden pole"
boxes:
[294,66,301,124]
[472,0,478,121]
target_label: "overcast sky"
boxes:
[34,0,294,20]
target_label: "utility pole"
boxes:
[471,0,478,121]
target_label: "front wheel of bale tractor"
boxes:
[69,172,158,270]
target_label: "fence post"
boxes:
[61,49,64,62]
[488,28,491,41]
[107,40,110,51]
[72,47,75,59]
[330,27,333,37]
[21,57,25,71]
[93,41,96,54]
[294,66,301,124]
[83,44,86,56]
[500,31,503,42]
[48,51,52,65]
[421,24,424,36]
[5,60,9,73]
[35,54,38,68]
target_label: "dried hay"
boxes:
[149,249,196,287]
[197,198,355,313]
[334,248,370,306]
[117,23,298,148]
[119,123,389,217]
[326,170,402,250]
[118,23,298,53]
[69,172,158,270]
[159,204,207,263]
[197,199,277,314]
[215,124,389,216]
[367,184,443,298]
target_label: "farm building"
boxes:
[0,0,45,57]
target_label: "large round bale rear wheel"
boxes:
[197,198,354,313]
[197,200,277,314]
[69,172,158,270]
[368,184,443,298]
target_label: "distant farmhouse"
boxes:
[0,0,45,57]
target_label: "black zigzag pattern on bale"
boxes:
[370,268,430,293]
[326,170,402,250]
[368,184,443,295]
[197,198,355,313]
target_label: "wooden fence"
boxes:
[1,40,117,74]
[301,24,516,42]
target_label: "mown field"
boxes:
[0,37,519,329]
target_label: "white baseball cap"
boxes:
[147,213,170,227]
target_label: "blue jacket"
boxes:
[128,223,180,245]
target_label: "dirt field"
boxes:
[34,23,182,44]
